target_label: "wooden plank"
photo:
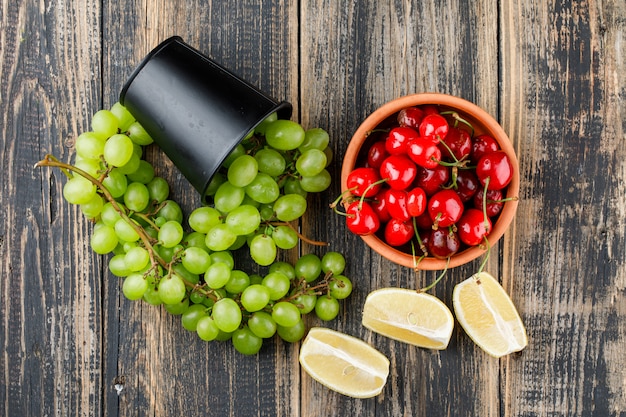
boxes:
[0,1,105,416]
[500,0,626,415]
[299,0,502,416]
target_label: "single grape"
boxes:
[268,261,296,280]
[124,182,150,212]
[276,319,306,343]
[146,177,169,203]
[188,206,222,234]
[221,144,246,168]
[196,316,220,341]
[211,298,242,333]
[142,286,162,306]
[103,134,134,167]
[210,251,234,269]
[261,271,291,300]
[122,273,149,300]
[249,234,277,266]
[214,181,245,213]
[265,119,305,150]
[232,326,263,355]
[73,157,102,177]
[90,224,118,254]
[273,194,307,222]
[227,154,258,188]
[299,169,331,192]
[181,246,212,274]
[299,128,330,152]
[127,160,155,184]
[157,200,183,223]
[75,132,105,160]
[203,172,225,197]
[172,263,200,285]
[63,176,97,205]
[247,311,277,338]
[80,194,104,219]
[101,202,123,227]
[124,246,150,272]
[282,177,308,198]
[271,301,301,327]
[254,148,286,177]
[245,173,280,204]
[205,224,237,252]
[127,121,153,145]
[271,225,298,249]
[295,253,322,283]
[164,298,190,315]
[108,254,131,277]
[315,295,340,321]
[329,275,353,300]
[292,293,317,314]
[102,168,128,199]
[321,251,346,275]
[224,270,250,294]
[205,262,232,289]
[254,112,277,135]
[117,152,141,175]
[114,218,140,242]
[295,148,327,177]
[181,303,208,331]
[91,109,119,139]
[158,273,187,305]
[225,205,261,236]
[110,102,135,132]
[183,231,209,252]
[158,220,184,248]
[240,284,271,312]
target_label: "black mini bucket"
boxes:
[120,36,292,196]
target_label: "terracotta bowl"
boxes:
[340,93,519,270]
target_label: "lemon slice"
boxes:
[299,327,389,398]
[453,271,528,358]
[361,288,454,349]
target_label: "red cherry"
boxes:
[458,208,492,246]
[420,105,440,116]
[406,137,442,169]
[397,107,425,129]
[427,228,461,259]
[419,113,449,141]
[384,218,415,247]
[440,126,472,161]
[379,155,417,190]
[345,201,380,235]
[414,211,434,230]
[367,140,389,169]
[428,189,464,228]
[406,187,427,217]
[470,134,500,164]
[385,127,419,155]
[346,167,382,197]
[473,187,504,217]
[370,188,391,223]
[455,169,479,202]
[476,151,513,190]
[415,165,450,196]
[385,189,411,221]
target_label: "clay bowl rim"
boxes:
[340,93,520,270]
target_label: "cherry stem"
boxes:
[440,111,475,137]
[420,257,450,292]
[476,236,490,275]
[482,177,490,229]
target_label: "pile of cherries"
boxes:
[341,104,514,261]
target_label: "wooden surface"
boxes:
[1,0,625,416]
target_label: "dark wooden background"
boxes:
[2,0,625,416]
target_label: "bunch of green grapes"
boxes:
[38,103,352,355]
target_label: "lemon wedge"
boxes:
[361,288,454,349]
[299,327,389,398]
[453,271,528,358]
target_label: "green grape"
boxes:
[254,112,277,135]
[273,194,307,222]
[300,169,331,192]
[240,284,271,312]
[249,234,277,266]
[277,319,306,343]
[80,194,104,219]
[184,231,209,251]
[240,193,261,208]
[315,295,340,321]
[117,152,141,175]
[254,148,286,177]
[189,290,207,305]
[172,263,200,285]
[157,200,183,223]
[245,173,280,204]
[268,261,296,280]
[205,224,237,252]
[75,132,105,160]
[124,246,150,272]
[74,157,102,177]
[265,119,305,150]
[223,270,249,294]
[258,203,275,221]
[323,146,333,167]
[282,177,308,198]
[299,128,330,152]
[321,251,346,275]
[158,273,187,305]
[271,301,301,327]
[63,176,97,205]
[271,225,298,249]
[214,181,245,213]
[91,109,119,139]
[188,206,222,234]
[147,177,169,203]
[181,246,212,274]
[102,168,128,198]
[228,235,247,250]
[210,251,234,269]
[127,121,153,145]
[221,144,246,168]
[110,102,135,132]
[248,311,277,338]
[204,172,225,197]
[211,298,242,333]
[227,154,258,188]
[196,316,220,341]
[295,148,327,177]
[124,182,150,212]
[108,254,131,277]
[249,274,263,285]
[143,286,162,306]
[181,303,208,331]
[158,220,184,248]
[232,326,263,355]
[295,254,322,282]
[90,223,118,254]
[292,293,317,314]
[122,273,149,300]
[329,275,353,300]
[103,134,134,167]
[164,298,190,315]
[261,271,290,300]
[101,202,123,227]
[205,262,232,289]
[225,205,261,236]
[127,160,155,184]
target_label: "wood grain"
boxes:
[1,0,625,416]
